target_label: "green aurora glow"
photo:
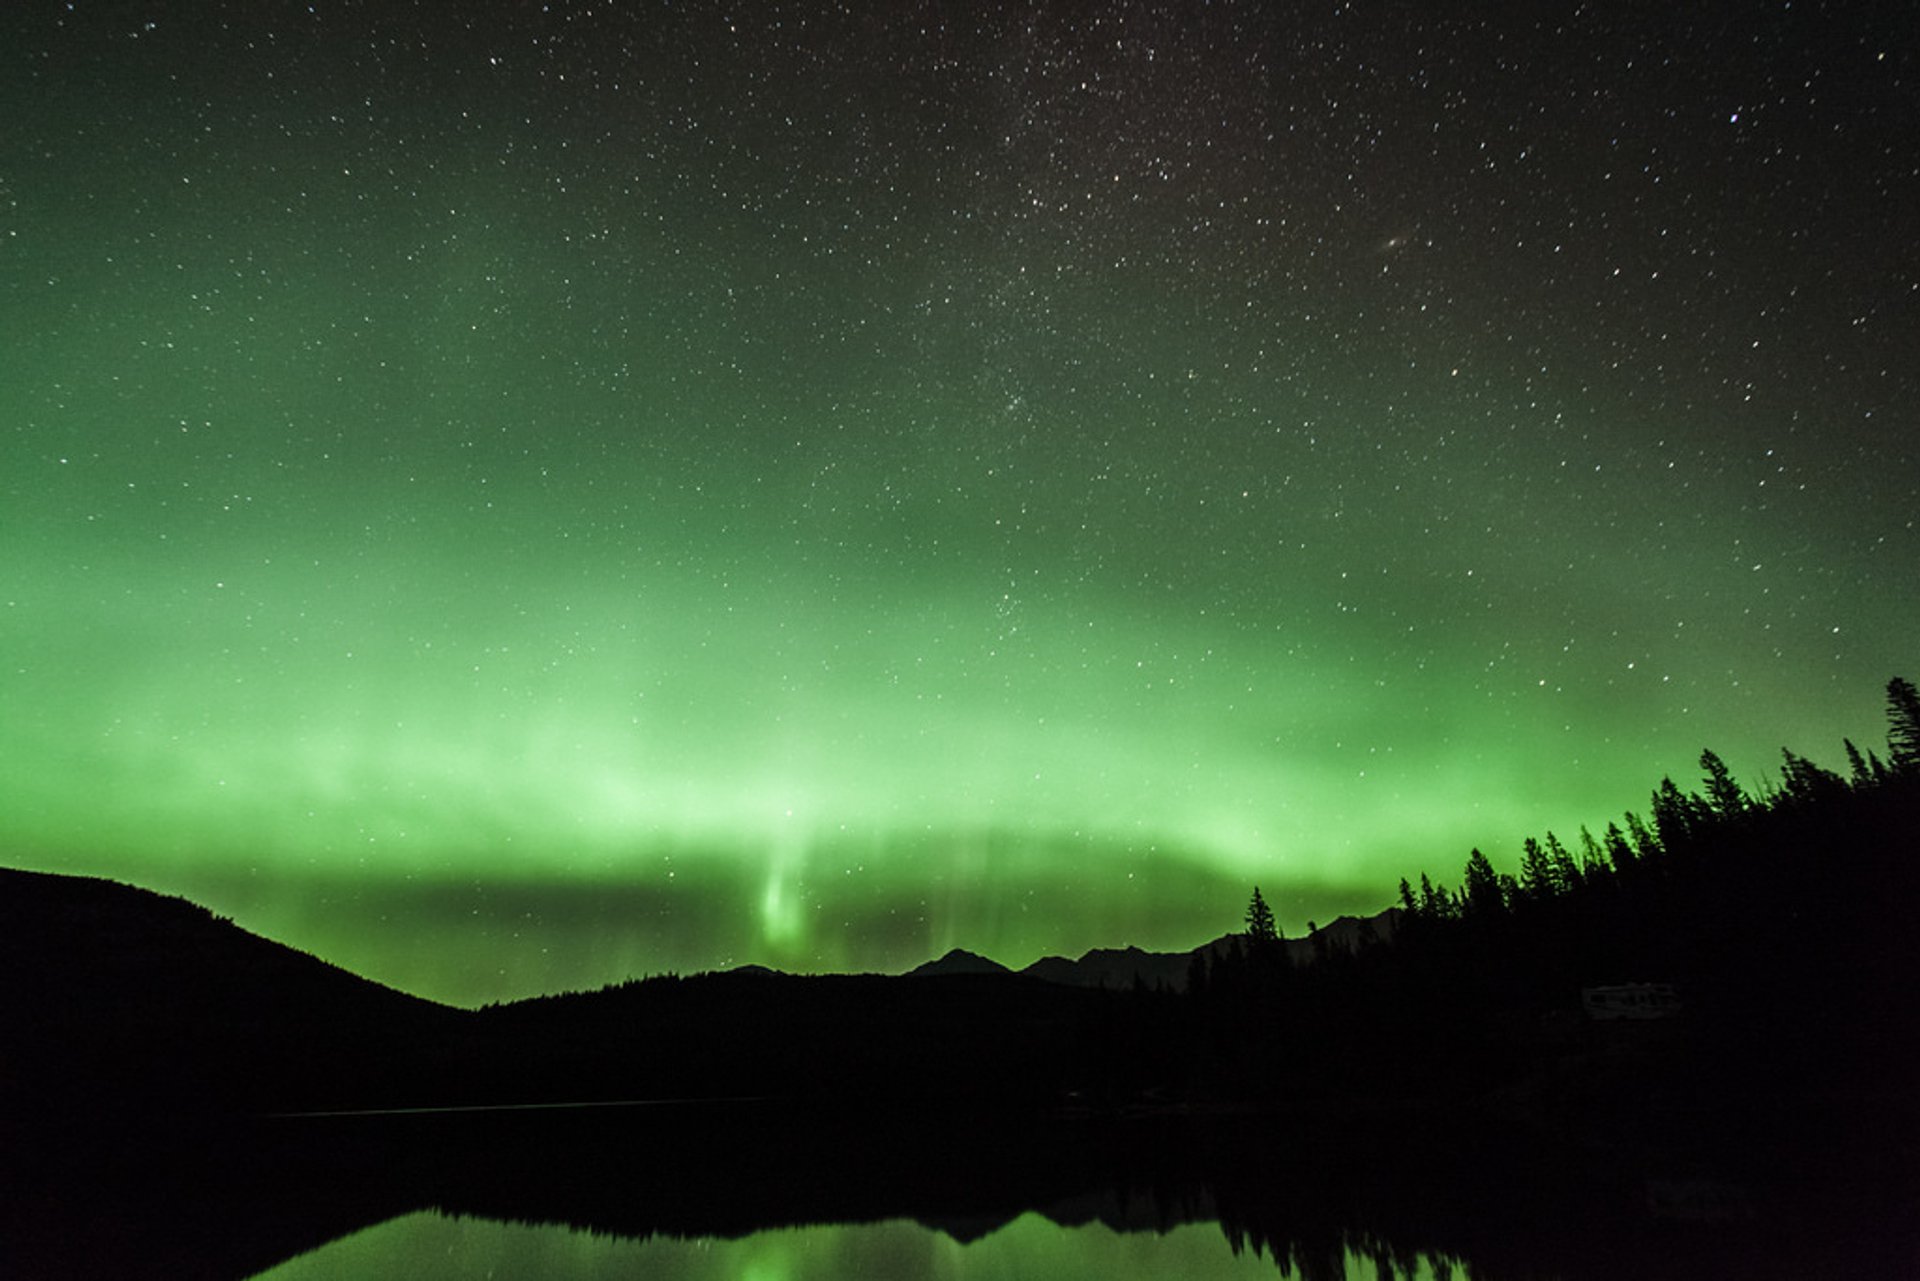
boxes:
[3,4,1915,1003]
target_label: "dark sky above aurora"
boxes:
[2,1,1915,1005]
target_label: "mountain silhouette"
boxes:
[0,866,463,1113]
[0,866,1183,1115]
[987,909,1404,991]
[908,947,1012,977]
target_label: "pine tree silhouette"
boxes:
[1699,748,1749,819]
[1462,848,1504,918]
[1887,676,1920,771]
[1244,887,1278,944]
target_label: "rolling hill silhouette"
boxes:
[0,867,465,1114]
[0,866,1174,1115]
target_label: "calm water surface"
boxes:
[254,1209,1461,1280]
[14,1100,1908,1279]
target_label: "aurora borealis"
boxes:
[3,3,1915,1004]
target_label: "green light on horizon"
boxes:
[3,0,1913,1006]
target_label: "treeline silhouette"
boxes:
[3,677,1915,1127]
[407,671,1920,1130]
[1175,675,1920,1122]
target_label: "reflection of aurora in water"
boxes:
[257,1208,1460,1281]
[4,2,1915,1005]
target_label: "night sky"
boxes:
[4,2,1915,1005]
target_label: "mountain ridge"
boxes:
[0,865,464,1112]
[0,862,1400,1008]
[0,863,1395,1116]
[962,909,1403,993]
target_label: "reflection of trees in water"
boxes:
[1219,1217,1448,1281]
[1218,1229,1459,1281]
[3,1100,1914,1281]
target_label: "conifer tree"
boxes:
[1519,837,1555,901]
[1888,676,1920,772]
[1603,821,1636,874]
[1699,748,1749,819]
[1623,811,1662,863]
[1780,747,1846,804]
[1844,737,1873,787]
[1418,872,1448,919]
[1245,886,1278,944]
[1652,776,1709,848]
[1578,826,1610,882]
[1546,832,1580,892]
[1462,848,1505,917]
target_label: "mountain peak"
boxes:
[907,948,1011,977]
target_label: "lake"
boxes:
[254,1207,1460,1280]
[5,1098,1913,1279]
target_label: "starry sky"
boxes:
[3,1,1915,1005]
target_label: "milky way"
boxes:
[3,3,1914,1002]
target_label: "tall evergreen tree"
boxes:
[1578,826,1610,882]
[1623,811,1662,863]
[1603,821,1637,874]
[1780,747,1846,804]
[1462,848,1505,917]
[1699,748,1749,819]
[1844,737,1874,787]
[1546,831,1581,892]
[1519,837,1556,901]
[1245,887,1278,944]
[1887,676,1920,771]
[1652,776,1709,848]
